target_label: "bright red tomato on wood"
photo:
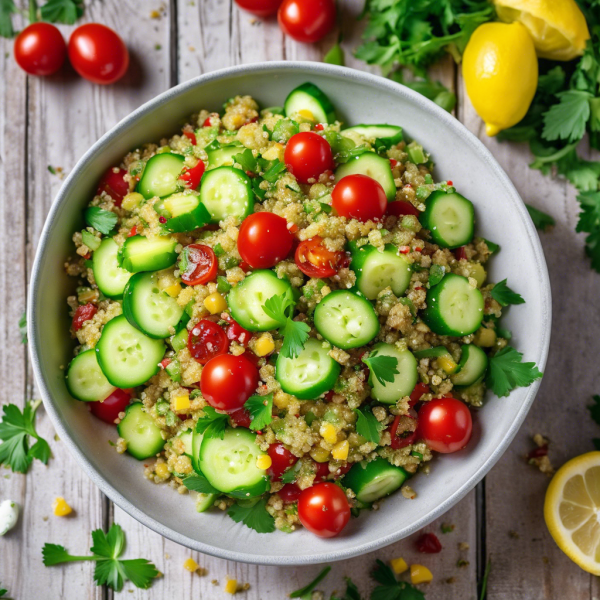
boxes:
[332,174,387,222]
[418,397,473,454]
[295,236,345,278]
[179,244,217,286]
[68,23,129,85]
[97,167,129,204]
[298,482,350,538]
[235,0,283,17]
[90,388,131,424]
[267,443,298,480]
[188,319,229,365]
[14,23,66,76]
[284,132,333,184]
[200,353,259,412]
[278,0,336,43]
[72,303,97,331]
[238,212,294,269]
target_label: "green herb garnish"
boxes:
[195,406,228,440]
[227,499,275,534]
[84,207,118,235]
[370,559,425,600]
[353,407,381,444]
[490,279,525,307]
[363,353,399,387]
[262,289,309,359]
[243,393,274,431]
[290,566,331,598]
[486,347,542,398]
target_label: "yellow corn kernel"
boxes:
[256,454,272,470]
[320,422,338,445]
[310,446,330,463]
[410,564,433,584]
[273,392,291,410]
[225,579,238,594]
[332,440,349,461]
[121,192,144,211]
[474,327,497,348]
[183,557,199,572]
[52,497,72,517]
[254,334,275,357]
[298,109,315,121]
[204,292,228,315]
[438,355,458,375]
[155,463,170,478]
[173,393,190,411]
[164,282,182,298]
[466,262,487,287]
[390,557,408,575]
[261,143,285,162]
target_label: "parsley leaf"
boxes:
[0,400,50,473]
[363,353,399,386]
[542,90,592,143]
[331,577,363,600]
[354,407,381,444]
[576,191,600,272]
[486,346,543,398]
[0,0,18,38]
[183,474,219,495]
[84,207,118,236]
[233,148,258,173]
[195,406,228,440]
[43,524,158,592]
[227,499,275,534]
[526,204,555,231]
[490,279,525,307]
[290,566,332,598]
[244,393,273,431]
[40,0,83,24]
[371,559,425,600]
[262,159,287,183]
[19,311,27,344]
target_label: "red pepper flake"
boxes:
[454,246,467,261]
[314,123,324,131]
[390,158,399,168]
[447,180,453,186]
[287,222,299,234]
[83,252,91,260]
[128,225,137,237]
[248,116,259,124]
[414,286,423,291]
[159,216,167,224]
[245,170,256,178]
[415,247,423,253]
[527,446,548,460]
[404,183,412,188]
[202,117,212,127]
[416,532,443,553]
[399,246,410,254]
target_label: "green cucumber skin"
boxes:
[284,82,336,124]
[163,200,211,233]
[65,349,116,403]
[419,190,474,249]
[119,235,178,273]
[117,403,165,461]
[200,166,253,224]
[196,493,218,512]
[343,458,409,503]
[368,342,418,404]
[92,238,132,299]
[137,153,185,200]
[451,344,488,387]
[343,124,403,146]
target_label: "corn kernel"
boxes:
[332,440,349,461]
[273,392,291,409]
[183,557,199,572]
[173,394,190,411]
[164,282,182,298]
[204,292,228,314]
[261,143,285,162]
[155,463,170,478]
[52,497,72,517]
[438,355,458,375]
[466,262,487,287]
[298,109,315,121]
[320,422,338,444]
[310,446,330,463]
[410,564,433,584]
[391,557,408,575]
[474,327,496,348]
[256,455,272,470]
[121,192,144,211]
[254,334,275,357]
[225,579,238,594]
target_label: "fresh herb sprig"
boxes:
[195,406,228,440]
[227,499,275,534]
[354,407,381,444]
[1,0,84,39]
[84,207,118,236]
[363,353,399,387]
[526,204,555,231]
[486,346,543,398]
[490,279,525,307]
[331,577,363,600]
[290,566,332,599]
[243,393,273,431]
[18,311,27,344]
[371,559,425,600]
[183,474,219,495]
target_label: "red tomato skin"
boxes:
[284,132,333,184]
[180,161,205,190]
[200,354,259,412]
[97,167,129,205]
[294,236,344,278]
[332,174,387,222]
[313,460,330,481]
[72,303,97,331]
[14,23,66,76]
[298,482,351,538]
[410,382,430,405]
[229,408,252,428]
[187,319,229,365]
[416,532,443,553]
[267,443,298,480]
[238,213,294,269]
[180,244,217,286]
[235,0,283,17]
[68,24,129,85]
[386,200,420,218]
[89,388,131,424]
[183,130,197,145]
[418,398,473,454]
[279,483,302,503]
[454,246,468,261]
[278,0,336,43]
[222,314,253,346]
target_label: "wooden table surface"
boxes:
[1,1,599,598]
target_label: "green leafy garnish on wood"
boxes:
[324,42,345,66]
[42,524,158,592]
[486,346,542,398]
[195,406,228,440]
[227,498,275,534]
[84,207,118,236]
[490,279,525,307]
[354,407,381,444]
[0,0,18,38]
[363,353,399,387]
[526,204,555,231]
[243,393,273,431]
[290,566,332,598]
[19,311,27,344]
[576,191,600,272]
[331,577,363,600]
[370,559,425,600]
[183,474,219,495]
[40,0,83,24]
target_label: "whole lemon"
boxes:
[463,22,538,137]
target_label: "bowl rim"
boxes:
[28,61,552,566]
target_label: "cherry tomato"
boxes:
[229,408,252,428]
[332,174,387,222]
[386,200,420,218]
[235,0,283,17]
[418,398,473,454]
[313,460,330,482]
[237,212,294,269]
[187,319,229,365]
[183,130,197,145]
[267,443,298,480]
[298,482,350,538]
[295,236,345,278]
[410,382,430,405]
[180,160,205,190]
[97,167,129,205]
[200,354,259,412]
[388,414,419,450]
[90,388,131,424]
[72,303,97,331]
[14,23,66,76]
[179,244,217,286]
[278,0,336,43]
[416,532,442,553]
[284,132,333,184]
[279,483,302,503]
[68,23,129,85]
[221,314,252,346]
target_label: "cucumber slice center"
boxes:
[359,474,402,503]
[116,331,146,366]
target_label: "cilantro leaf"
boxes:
[84,207,118,236]
[576,191,600,272]
[0,0,17,38]
[243,393,273,431]
[233,148,258,173]
[261,159,287,183]
[354,407,380,444]
[363,353,399,386]
[18,311,27,344]
[588,395,600,426]
[183,474,220,495]
[490,279,525,307]
[371,559,425,600]
[526,204,555,231]
[486,346,543,398]
[227,499,275,533]
[290,566,331,598]
[280,463,299,484]
[542,90,592,143]
[262,289,309,359]
[0,583,8,598]
[40,0,83,24]
[195,406,228,440]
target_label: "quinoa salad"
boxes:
[64,82,537,537]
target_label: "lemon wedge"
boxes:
[544,451,600,574]
[494,0,590,61]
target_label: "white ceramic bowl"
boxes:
[29,62,551,565]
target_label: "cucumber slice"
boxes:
[196,493,218,512]
[200,166,253,224]
[199,428,269,499]
[92,238,132,299]
[343,124,403,146]
[65,349,116,402]
[155,192,211,233]
[137,153,185,199]
[413,346,458,374]
[177,429,193,457]
[284,82,336,124]
[117,402,165,460]
[367,343,418,404]
[123,272,185,339]
[96,315,166,388]
[276,337,341,400]
[343,458,409,504]
[335,152,396,201]
[119,235,178,273]
[192,429,203,474]
[451,344,488,387]
[350,243,412,300]
[207,144,243,170]
[313,290,380,350]
[422,273,484,336]
[170,327,189,352]
[420,190,474,249]
[227,270,293,332]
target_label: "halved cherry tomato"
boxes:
[298,482,350,538]
[295,236,345,278]
[313,460,330,481]
[187,319,229,365]
[416,532,442,553]
[284,132,333,184]
[179,244,217,286]
[200,354,259,412]
[14,23,66,76]
[72,303,97,331]
[278,0,336,43]
[268,443,298,480]
[418,397,473,454]
[410,382,430,405]
[229,408,252,428]
[332,174,387,222]
[386,200,420,218]
[183,130,197,145]
[90,388,131,424]
[235,0,283,17]
[222,314,252,346]
[279,483,302,503]
[388,414,419,450]
[97,168,129,205]
[180,160,205,190]
[237,212,294,269]
[454,246,467,261]
[332,462,352,480]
